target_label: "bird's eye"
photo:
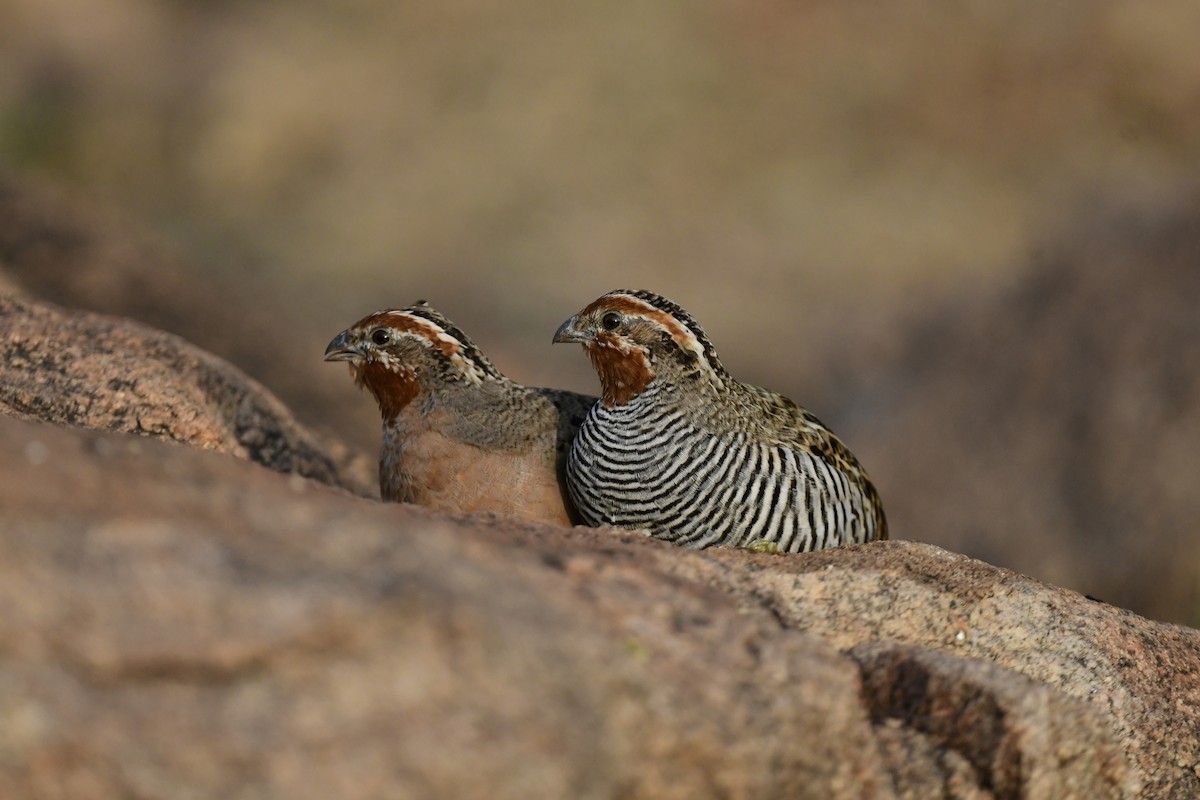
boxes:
[371,328,391,346]
[601,311,622,331]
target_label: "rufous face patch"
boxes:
[585,332,654,407]
[353,361,420,422]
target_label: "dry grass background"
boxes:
[2,0,1199,621]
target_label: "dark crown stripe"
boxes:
[612,289,727,376]
[398,302,506,381]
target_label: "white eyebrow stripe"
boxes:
[367,311,489,386]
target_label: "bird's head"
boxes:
[325,301,503,421]
[553,290,727,407]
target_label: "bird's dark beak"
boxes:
[553,315,592,345]
[324,330,362,362]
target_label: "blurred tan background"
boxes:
[2,0,1199,623]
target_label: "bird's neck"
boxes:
[586,343,654,408]
[354,362,421,424]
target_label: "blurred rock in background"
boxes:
[842,195,1200,625]
[1,0,1198,622]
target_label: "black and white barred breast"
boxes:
[566,386,880,551]
[555,289,886,552]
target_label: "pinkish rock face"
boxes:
[2,411,1198,798]
[0,291,370,494]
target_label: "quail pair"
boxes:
[326,290,886,551]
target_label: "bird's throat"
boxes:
[586,340,653,408]
[354,362,420,423]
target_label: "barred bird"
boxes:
[326,302,595,525]
[552,290,886,551]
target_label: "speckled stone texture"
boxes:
[3,414,1197,798]
[0,291,371,494]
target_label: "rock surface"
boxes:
[3,412,1199,798]
[0,290,370,494]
